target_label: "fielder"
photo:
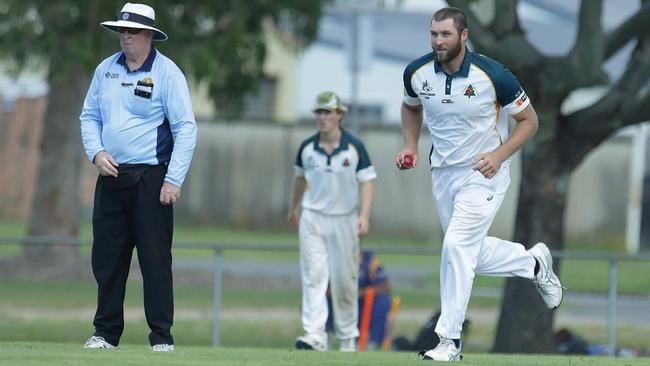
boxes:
[395,7,563,362]
[288,91,377,352]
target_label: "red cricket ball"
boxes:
[403,154,414,168]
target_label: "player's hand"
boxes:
[473,151,504,179]
[160,182,181,205]
[357,216,370,237]
[94,151,119,177]
[287,210,299,230]
[395,148,419,170]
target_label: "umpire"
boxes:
[79,3,197,352]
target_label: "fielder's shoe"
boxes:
[418,337,462,362]
[295,333,327,351]
[83,336,116,349]
[339,338,357,352]
[529,242,564,309]
[151,344,174,352]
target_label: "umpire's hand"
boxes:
[160,182,181,206]
[94,151,119,177]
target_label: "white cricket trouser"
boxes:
[299,208,360,341]
[432,163,536,339]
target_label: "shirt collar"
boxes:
[314,127,350,156]
[117,47,157,73]
[433,47,472,78]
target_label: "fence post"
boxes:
[212,247,223,347]
[607,258,617,356]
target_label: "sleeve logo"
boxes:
[515,92,528,107]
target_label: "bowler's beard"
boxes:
[434,36,462,64]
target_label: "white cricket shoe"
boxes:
[339,338,357,352]
[83,336,116,349]
[295,333,327,351]
[529,242,564,309]
[418,337,462,362]
[151,344,174,352]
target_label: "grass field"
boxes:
[1,220,649,359]
[0,342,647,366]
[1,220,649,294]
[1,279,649,354]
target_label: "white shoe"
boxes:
[151,344,174,352]
[339,338,357,352]
[418,337,462,361]
[295,333,327,351]
[83,336,116,349]
[529,242,564,309]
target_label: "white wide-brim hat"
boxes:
[100,3,168,41]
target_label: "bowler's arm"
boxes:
[396,102,423,169]
[495,104,538,160]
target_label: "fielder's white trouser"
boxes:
[432,163,536,339]
[299,208,360,341]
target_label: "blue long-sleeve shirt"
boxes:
[80,48,197,187]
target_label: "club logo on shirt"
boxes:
[104,72,119,79]
[419,80,435,98]
[342,158,350,167]
[422,80,432,93]
[464,84,476,98]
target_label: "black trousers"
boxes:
[91,164,174,346]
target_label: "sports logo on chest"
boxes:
[342,158,350,167]
[420,80,436,98]
[464,84,477,98]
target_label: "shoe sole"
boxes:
[296,339,328,351]
[535,242,564,309]
[418,350,462,361]
[295,339,314,350]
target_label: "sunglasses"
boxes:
[117,27,142,35]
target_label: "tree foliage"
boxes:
[0,0,325,263]
[447,0,650,353]
[0,0,324,112]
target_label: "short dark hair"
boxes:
[432,7,468,34]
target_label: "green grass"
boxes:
[1,219,649,294]
[0,221,649,303]
[2,279,650,353]
[0,279,502,311]
[0,342,647,366]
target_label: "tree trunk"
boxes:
[493,141,567,353]
[23,63,90,266]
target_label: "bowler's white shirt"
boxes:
[403,50,530,168]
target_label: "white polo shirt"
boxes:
[403,50,530,168]
[294,129,377,215]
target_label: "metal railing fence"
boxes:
[2,236,650,355]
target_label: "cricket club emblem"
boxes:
[464,84,476,98]
[342,158,350,167]
[422,80,432,93]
